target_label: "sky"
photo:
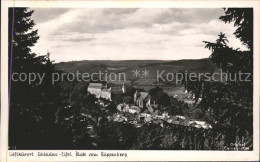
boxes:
[31,8,247,63]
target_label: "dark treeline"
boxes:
[181,8,253,149]
[8,8,253,150]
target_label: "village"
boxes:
[6,6,254,154]
[86,82,212,130]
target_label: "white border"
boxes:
[1,0,260,161]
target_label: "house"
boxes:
[114,114,127,122]
[117,104,122,111]
[87,83,111,101]
[125,112,137,121]
[162,111,169,119]
[129,106,141,114]
[117,103,130,112]
[100,88,112,101]
[192,120,207,126]
[140,113,151,118]
[111,84,125,94]
[172,120,180,125]
[134,91,151,108]
[188,120,212,129]
[144,116,152,123]
[176,115,186,120]
[88,83,102,95]
[167,119,173,123]
[143,109,151,114]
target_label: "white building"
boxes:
[87,83,111,101]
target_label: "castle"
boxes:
[87,83,125,101]
[87,83,112,101]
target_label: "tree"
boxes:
[8,8,39,62]
[149,86,163,97]
[8,8,62,149]
[149,86,170,107]
[219,8,253,51]
[123,96,133,104]
[157,92,171,107]
[183,8,253,149]
[124,84,136,96]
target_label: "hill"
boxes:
[55,58,218,85]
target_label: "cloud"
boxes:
[31,8,248,62]
[31,8,70,23]
[35,8,225,34]
[102,8,138,15]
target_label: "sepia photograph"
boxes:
[1,0,260,161]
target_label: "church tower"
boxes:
[134,90,138,103]
[122,84,125,93]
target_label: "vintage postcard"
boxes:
[1,0,260,161]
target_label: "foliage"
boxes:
[149,86,171,107]
[182,8,253,149]
[97,122,137,149]
[220,8,253,51]
[123,96,133,104]
[167,98,187,116]
[8,8,63,149]
[124,84,136,96]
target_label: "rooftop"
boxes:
[88,83,102,89]
[138,92,149,100]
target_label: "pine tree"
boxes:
[183,8,253,149]
[8,8,62,149]
[219,8,253,51]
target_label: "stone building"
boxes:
[87,83,111,101]
[134,91,151,108]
